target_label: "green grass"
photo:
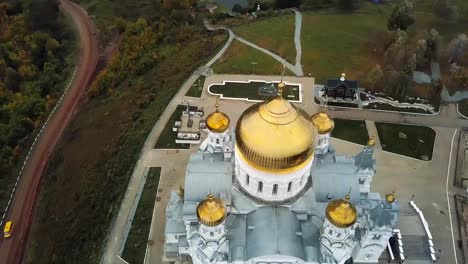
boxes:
[301,13,386,83]
[331,118,368,145]
[213,40,293,75]
[459,99,468,118]
[154,105,194,149]
[209,81,300,101]
[376,122,436,160]
[122,167,161,264]
[233,14,296,63]
[185,75,206,97]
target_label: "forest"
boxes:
[0,0,74,206]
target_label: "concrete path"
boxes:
[293,9,303,76]
[364,120,382,149]
[100,30,235,264]
[205,9,304,76]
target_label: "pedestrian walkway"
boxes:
[365,120,382,149]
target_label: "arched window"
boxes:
[287,182,292,192]
[246,174,250,185]
[216,138,220,144]
[258,181,263,193]
[272,184,278,195]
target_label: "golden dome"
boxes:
[235,94,317,172]
[367,137,376,147]
[196,194,226,227]
[206,102,230,133]
[326,195,357,228]
[385,190,396,204]
[311,111,334,134]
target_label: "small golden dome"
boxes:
[235,96,317,172]
[367,137,376,147]
[326,195,357,228]
[196,194,226,227]
[310,111,334,134]
[385,190,396,204]
[206,102,230,133]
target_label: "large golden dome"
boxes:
[206,102,230,133]
[311,112,334,134]
[326,195,357,228]
[196,194,226,226]
[235,86,316,172]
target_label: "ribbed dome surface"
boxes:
[325,195,357,228]
[196,194,226,227]
[311,112,334,134]
[235,97,316,172]
[206,110,230,133]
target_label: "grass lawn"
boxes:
[122,167,161,264]
[213,40,293,75]
[301,13,386,83]
[375,122,435,161]
[209,81,300,101]
[154,105,196,149]
[459,99,468,118]
[185,75,206,97]
[331,118,368,145]
[233,14,296,63]
[364,102,433,114]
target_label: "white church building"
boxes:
[164,82,399,264]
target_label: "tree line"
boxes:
[0,0,73,178]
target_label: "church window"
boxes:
[210,232,214,237]
[272,184,278,195]
[258,181,263,193]
[372,234,381,240]
[246,174,250,185]
[337,233,341,238]
[216,138,220,144]
[287,182,292,192]
[328,229,333,235]
[359,178,365,184]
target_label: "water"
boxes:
[217,0,248,9]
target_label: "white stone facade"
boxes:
[320,219,356,264]
[234,147,313,202]
[199,130,231,154]
[198,222,226,242]
[315,133,331,154]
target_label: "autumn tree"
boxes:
[387,0,415,31]
[448,34,468,64]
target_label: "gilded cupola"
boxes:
[196,194,226,227]
[235,82,317,172]
[311,111,334,135]
[326,195,357,228]
[206,99,230,133]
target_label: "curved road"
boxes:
[0,0,98,262]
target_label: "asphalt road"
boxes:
[0,0,98,262]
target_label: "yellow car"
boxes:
[3,221,13,238]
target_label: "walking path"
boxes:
[101,27,236,264]
[364,120,382,149]
[204,9,304,76]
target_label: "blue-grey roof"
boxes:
[312,156,360,203]
[354,146,376,172]
[184,152,232,201]
[245,207,305,260]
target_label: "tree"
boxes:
[425,28,440,61]
[448,34,468,64]
[27,0,59,32]
[367,64,384,90]
[433,0,458,21]
[337,0,359,12]
[387,0,415,31]
[415,39,428,67]
[232,4,244,13]
[274,0,300,9]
